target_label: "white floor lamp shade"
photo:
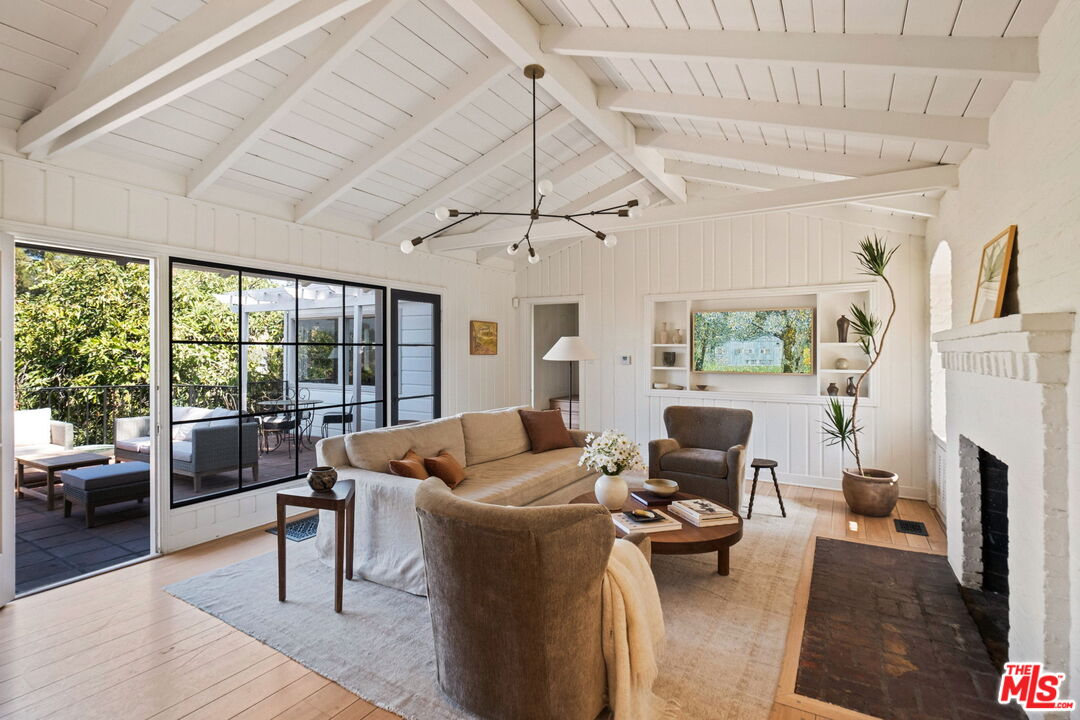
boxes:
[542,336,596,362]
[543,336,594,429]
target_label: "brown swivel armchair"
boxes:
[648,406,753,509]
[414,478,651,720]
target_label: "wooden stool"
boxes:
[276,480,355,613]
[748,458,786,519]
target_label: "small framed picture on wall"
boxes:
[470,320,498,355]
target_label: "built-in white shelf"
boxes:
[645,282,878,402]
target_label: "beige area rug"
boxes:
[167,491,815,720]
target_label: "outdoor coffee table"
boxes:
[571,490,743,575]
[16,451,111,511]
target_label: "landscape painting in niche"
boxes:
[692,308,815,374]
[469,320,498,355]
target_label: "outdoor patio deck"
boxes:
[15,438,321,595]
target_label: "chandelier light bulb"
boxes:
[400,238,417,254]
[604,233,618,248]
[628,206,643,219]
[507,242,519,255]
[537,179,554,197]
[433,206,450,222]
[528,247,540,264]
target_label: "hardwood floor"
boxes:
[0,484,945,720]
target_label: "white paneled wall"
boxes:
[517,212,930,498]
[0,151,518,552]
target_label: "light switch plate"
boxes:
[619,354,632,365]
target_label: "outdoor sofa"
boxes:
[115,407,258,492]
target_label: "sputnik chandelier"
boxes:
[399,64,644,264]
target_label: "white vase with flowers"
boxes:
[578,430,645,511]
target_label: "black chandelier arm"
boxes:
[564,215,601,235]
[566,201,636,217]
[416,212,481,241]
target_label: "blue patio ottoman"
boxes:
[62,461,150,528]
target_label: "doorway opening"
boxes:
[13,244,152,596]
[532,302,581,428]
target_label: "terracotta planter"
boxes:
[842,468,899,517]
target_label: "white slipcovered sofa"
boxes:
[314,406,598,595]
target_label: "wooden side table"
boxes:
[276,480,355,613]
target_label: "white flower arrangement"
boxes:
[578,429,644,477]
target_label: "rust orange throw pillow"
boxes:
[424,451,465,489]
[519,408,574,453]
[388,449,427,480]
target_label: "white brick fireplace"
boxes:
[934,312,1074,672]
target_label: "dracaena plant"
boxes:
[821,235,897,474]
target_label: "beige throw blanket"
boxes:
[602,538,676,720]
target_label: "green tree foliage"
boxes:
[15,252,284,441]
[692,308,814,374]
[16,249,151,392]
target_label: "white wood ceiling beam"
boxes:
[294,55,511,224]
[47,0,155,104]
[667,159,939,218]
[373,105,575,240]
[450,0,686,204]
[188,0,404,198]
[600,89,989,148]
[18,0,311,154]
[640,130,935,178]
[428,164,957,252]
[42,0,373,159]
[441,143,611,240]
[541,27,1039,81]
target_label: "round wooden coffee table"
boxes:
[570,490,743,575]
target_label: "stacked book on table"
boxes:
[612,509,683,534]
[667,498,739,527]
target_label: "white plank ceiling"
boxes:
[0,0,1061,247]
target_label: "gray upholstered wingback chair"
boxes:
[648,406,753,509]
[414,478,651,720]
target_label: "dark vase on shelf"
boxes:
[836,315,851,343]
[662,351,676,367]
[826,382,839,397]
[845,377,857,397]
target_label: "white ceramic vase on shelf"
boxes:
[594,474,629,511]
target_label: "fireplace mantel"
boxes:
[933,312,1074,385]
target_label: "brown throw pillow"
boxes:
[424,451,465,490]
[518,408,574,453]
[388,449,427,480]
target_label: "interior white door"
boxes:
[0,234,16,606]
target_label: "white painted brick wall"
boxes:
[926,0,1080,690]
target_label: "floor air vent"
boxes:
[894,519,929,536]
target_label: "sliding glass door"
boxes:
[391,290,441,425]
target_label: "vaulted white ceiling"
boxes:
[0,0,1060,260]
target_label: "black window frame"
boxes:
[390,289,442,426]
[168,257,387,508]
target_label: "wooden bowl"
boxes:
[644,478,679,496]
